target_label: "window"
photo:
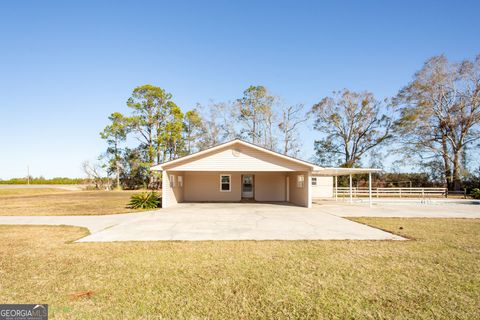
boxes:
[297,175,304,188]
[178,176,183,188]
[312,177,317,186]
[169,175,175,188]
[220,174,231,192]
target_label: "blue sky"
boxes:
[0,0,479,178]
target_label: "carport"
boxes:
[312,167,383,207]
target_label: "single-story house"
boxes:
[151,139,380,208]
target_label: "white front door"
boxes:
[242,175,254,198]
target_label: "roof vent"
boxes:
[232,149,241,157]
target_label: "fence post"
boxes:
[349,174,353,204]
[368,172,372,208]
[334,176,338,202]
[399,188,402,198]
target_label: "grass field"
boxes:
[0,188,70,196]
[0,189,148,215]
[0,218,478,319]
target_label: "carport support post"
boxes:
[307,174,312,208]
[349,174,353,203]
[334,175,338,201]
[368,172,372,207]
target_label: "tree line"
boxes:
[95,54,480,191]
[0,177,85,185]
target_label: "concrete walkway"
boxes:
[0,212,152,233]
[0,203,405,242]
[314,202,480,218]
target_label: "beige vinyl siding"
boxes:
[172,172,184,203]
[287,172,309,207]
[184,172,241,202]
[311,175,333,198]
[181,172,299,203]
[162,170,170,207]
[165,171,311,207]
[163,145,310,172]
[254,172,287,201]
[162,171,184,207]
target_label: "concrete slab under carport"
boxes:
[313,201,480,218]
[76,203,405,242]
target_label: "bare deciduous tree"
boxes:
[82,160,109,190]
[394,54,480,190]
[196,101,239,150]
[278,104,307,156]
[311,89,392,167]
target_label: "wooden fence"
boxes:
[335,187,448,198]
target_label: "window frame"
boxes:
[219,174,231,192]
[297,175,305,188]
[169,174,175,188]
[311,177,317,186]
[178,176,183,188]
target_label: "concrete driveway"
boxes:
[76,203,404,242]
[79,203,402,242]
[2,201,479,242]
[0,203,404,242]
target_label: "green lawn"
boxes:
[0,189,149,215]
[0,218,478,319]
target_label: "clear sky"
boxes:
[0,0,479,179]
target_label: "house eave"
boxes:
[151,139,317,172]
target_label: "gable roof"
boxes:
[151,139,319,171]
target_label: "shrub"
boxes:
[470,188,480,200]
[128,192,162,209]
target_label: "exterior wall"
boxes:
[172,172,184,203]
[254,172,287,201]
[287,172,309,207]
[162,171,184,208]
[164,144,310,172]
[184,172,288,203]
[311,175,334,198]
[184,172,241,202]
[164,170,311,207]
[162,170,169,207]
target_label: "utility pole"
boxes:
[27,166,30,185]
